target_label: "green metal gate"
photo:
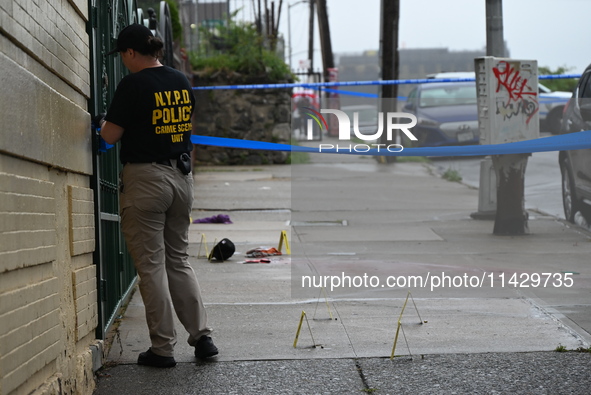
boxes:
[88,0,139,339]
[88,0,176,338]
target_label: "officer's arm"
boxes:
[100,121,125,145]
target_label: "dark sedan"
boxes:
[402,82,479,147]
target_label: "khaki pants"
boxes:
[120,162,211,357]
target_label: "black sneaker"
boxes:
[137,348,176,368]
[194,336,219,359]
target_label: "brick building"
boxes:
[1,1,100,394]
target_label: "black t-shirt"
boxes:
[105,66,195,163]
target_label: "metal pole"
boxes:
[288,1,309,70]
[474,0,506,219]
[308,0,315,74]
[257,0,262,35]
[486,0,505,57]
[378,0,399,164]
[315,0,334,81]
[288,3,292,69]
[481,0,529,235]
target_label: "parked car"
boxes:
[559,64,591,223]
[402,80,479,147]
[426,72,571,135]
[539,83,571,134]
[341,104,379,137]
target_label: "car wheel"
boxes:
[561,157,579,223]
[545,106,564,135]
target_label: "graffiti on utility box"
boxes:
[475,57,540,145]
[492,60,539,126]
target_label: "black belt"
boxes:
[155,158,173,166]
[125,159,176,166]
[128,155,190,175]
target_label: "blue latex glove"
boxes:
[98,135,114,152]
[92,113,114,152]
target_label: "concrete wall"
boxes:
[0,1,98,394]
[192,75,292,166]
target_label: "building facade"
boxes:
[0,0,165,392]
[0,0,99,394]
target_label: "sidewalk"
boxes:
[94,142,591,394]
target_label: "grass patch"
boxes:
[286,138,310,164]
[442,168,462,182]
[553,345,591,353]
[397,156,430,163]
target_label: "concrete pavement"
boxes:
[94,139,591,394]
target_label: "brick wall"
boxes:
[0,0,98,394]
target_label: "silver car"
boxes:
[559,64,591,223]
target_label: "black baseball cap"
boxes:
[107,24,153,55]
[208,238,235,261]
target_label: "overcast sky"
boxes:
[274,0,590,74]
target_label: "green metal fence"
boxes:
[88,0,179,339]
[88,0,139,339]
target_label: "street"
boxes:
[302,132,569,221]
[432,150,564,219]
[95,146,591,394]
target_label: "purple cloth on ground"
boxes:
[193,214,232,224]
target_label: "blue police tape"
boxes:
[192,74,581,91]
[539,74,581,80]
[319,89,569,104]
[321,88,379,98]
[190,130,591,157]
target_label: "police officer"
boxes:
[100,24,218,368]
